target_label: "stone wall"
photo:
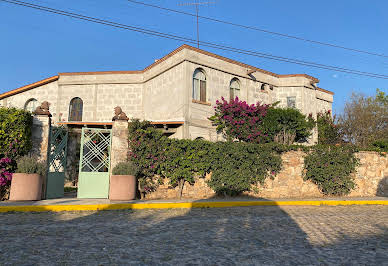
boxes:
[145,151,388,199]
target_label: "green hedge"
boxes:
[128,120,379,198]
[303,145,359,195]
[0,107,33,157]
[128,119,282,196]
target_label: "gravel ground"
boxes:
[0,205,387,265]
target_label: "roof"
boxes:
[0,75,59,100]
[0,44,332,100]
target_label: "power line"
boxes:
[127,0,388,59]
[2,0,388,79]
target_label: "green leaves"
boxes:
[128,119,282,195]
[303,146,359,195]
[0,107,33,158]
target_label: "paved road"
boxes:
[0,206,387,265]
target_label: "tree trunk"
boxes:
[178,179,185,200]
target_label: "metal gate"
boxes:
[46,126,68,199]
[77,128,112,199]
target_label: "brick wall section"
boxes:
[145,151,388,199]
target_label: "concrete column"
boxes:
[31,114,51,162]
[110,120,129,172]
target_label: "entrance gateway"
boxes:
[77,127,112,198]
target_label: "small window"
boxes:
[193,68,206,102]
[287,96,296,108]
[69,97,83,121]
[24,98,38,113]
[229,78,240,101]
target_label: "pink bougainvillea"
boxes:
[209,97,270,143]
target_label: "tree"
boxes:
[316,110,342,144]
[338,89,388,147]
[260,106,315,145]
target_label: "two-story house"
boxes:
[0,44,333,142]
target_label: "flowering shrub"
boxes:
[316,110,342,144]
[209,98,315,144]
[209,97,270,143]
[0,155,16,200]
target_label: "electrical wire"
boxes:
[2,0,388,79]
[127,0,388,59]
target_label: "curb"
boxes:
[0,200,388,213]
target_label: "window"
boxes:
[287,96,296,108]
[193,68,206,102]
[229,78,240,101]
[24,98,38,113]
[69,97,83,121]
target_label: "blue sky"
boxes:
[1,0,387,114]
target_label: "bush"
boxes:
[112,161,139,176]
[0,156,16,200]
[0,107,33,157]
[128,119,282,197]
[303,146,359,196]
[15,156,46,176]
[209,98,315,144]
[209,97,270,143]
[260,107,315,144]
[316,110,342,144]
[206,142,282,196]
[371,139,388,151]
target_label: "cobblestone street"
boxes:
[0,205,387,265]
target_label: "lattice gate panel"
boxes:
[77,128,112,199]
[46,126,68,199]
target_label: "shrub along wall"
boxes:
[144,150,388,199]
[0,107,33,200]
[128,119,388,200]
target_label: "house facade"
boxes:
[0,44,333,142]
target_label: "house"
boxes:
[0,44,333,142]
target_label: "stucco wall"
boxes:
[145,151,388,199]
[1,46,333,141]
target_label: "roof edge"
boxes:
[1,44,322,99]
[317,87,334,95]
[0,75,59,100]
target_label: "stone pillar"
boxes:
[110,120,129,172]
[31,115,51,162]
[110,106,130,172]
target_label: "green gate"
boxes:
[46,126,68,199]
[77,128,112,199]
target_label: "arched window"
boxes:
[24,98,38,113]
[68,97,83,121]
[229,78,240,101]
[193,68,206,102]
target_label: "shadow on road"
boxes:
[0,196,387,265]
[377,176,388,197]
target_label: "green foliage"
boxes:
[206,142,282,196]
[316,110,342,144]
[338,89,388,147]
[128,119,282,196]
[112,161,139,176]
[260,107,315,144]
[15,156,46,176]
[0,107,33,157]
[371,139,388,152]
[303,146,359,196]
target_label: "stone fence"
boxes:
[145,151,388,199]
